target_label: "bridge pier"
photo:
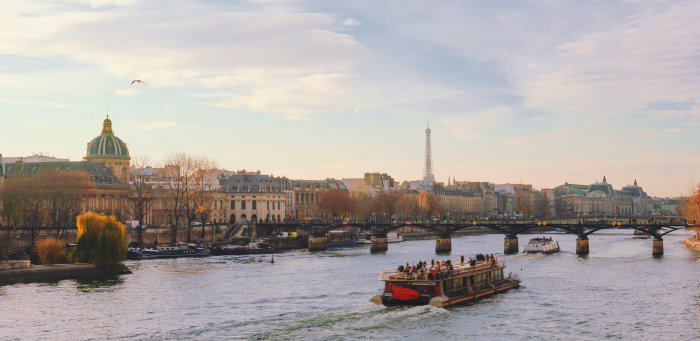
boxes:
[504,236,519,254]
[652,238,664,256]
[435,237,452,253]
[370,236,388,253]
[308,236,327,251]
[576,237,589,255]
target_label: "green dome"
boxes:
[85,116,130,159]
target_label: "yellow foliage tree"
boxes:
[73,212,127,272]
[37,238,65,265]
[685,186,700,239]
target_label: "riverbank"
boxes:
[683,235,700,251]
[0,263,131,286]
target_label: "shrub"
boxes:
[230,237,250,245]
[128,241,143,248]
[37,238,66,265]
[73,212,127,272]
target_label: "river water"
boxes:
[1,231,699,340]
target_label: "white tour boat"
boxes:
[523,237,560,254]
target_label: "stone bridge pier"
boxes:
[370,235,388,253]
[435,235,452,253]
[652,238,663,255]
[308,236,327,251]
[576,236,589,255]
[504,235,519,254]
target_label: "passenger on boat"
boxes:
[460,255,465,264]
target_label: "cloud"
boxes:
[132,121,195,130]
[204,73,358,119]
[518,1,700,123]
[115,88,137,96]
[438,106,512,140]
[500,132,568,146]
[343,18,360,26]
[0,98,79,109]
[0,1,367,117]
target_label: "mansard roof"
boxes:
[3,161,126,188]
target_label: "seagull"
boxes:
[130,79,147,86]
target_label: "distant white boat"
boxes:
[523,237,559,254]
[356,232,403,244]
[387,231,403,243]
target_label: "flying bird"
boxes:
[130,79,147,86]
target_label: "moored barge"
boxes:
[127,243,210,260]
[370,257,520,308]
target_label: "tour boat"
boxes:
[370,257,520,308]
[523,237,560,254]
[127,243,210,260]
[327,230,356,247]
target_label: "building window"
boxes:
[231,200,235,210]
[267,201,269,210]
[252,200,257,210]
[242,200,246,210]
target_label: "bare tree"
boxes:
[128,157,156,247]
[17,176,45,248]
[161,153,195,244]
[317,188,355,219]
[190,157,217,241]
[397,193,420,218]
[39,169,92,238]
[371,191,402,221]
[1,176,26,252]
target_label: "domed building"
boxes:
[586,176,614,198]
[85,115,130,183]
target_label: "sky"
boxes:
[1,0,699,197]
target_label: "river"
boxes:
[1,230,699,340]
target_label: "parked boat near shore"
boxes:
[127,243,210,260]
[387,231,403,243]
[327,230,356,247]
[210,240,275,255]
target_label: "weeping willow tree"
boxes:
[73,212,127,272]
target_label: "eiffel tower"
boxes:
[422,122,436,182]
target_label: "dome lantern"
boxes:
[102,115,114,135]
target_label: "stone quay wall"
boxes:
[0,226,222,251]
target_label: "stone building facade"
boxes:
[210,171,286,224]
[552,177,654,218]
[290,179,347,219]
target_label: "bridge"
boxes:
[252,218,694,256]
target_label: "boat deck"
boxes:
[379,260,504,282]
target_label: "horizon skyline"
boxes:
[0,114,688,198]
[1,1,698,198]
